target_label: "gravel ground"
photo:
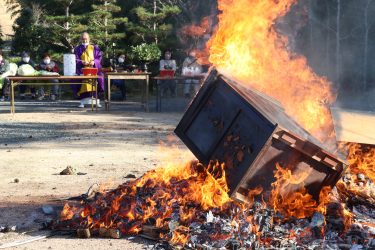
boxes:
[0,100,192,249]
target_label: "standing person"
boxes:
[17,51,37,99]
[159,50,177,97]
[73,32,104,108]
[37,53,60,101]
[182,50,203,98]
[0,50,11,102]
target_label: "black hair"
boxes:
[42,52,50,59]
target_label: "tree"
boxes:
[128,0,180,44]
[11,3,47,56]
[362,0,374,90]
[336,0,341,86]
[42,0,94,53]
[86,0,128,57]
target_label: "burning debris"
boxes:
[50,89,374,248]
[51,154,375,249]
[49,63,374,250]
[49,69,375,248]
[49,0,375,248]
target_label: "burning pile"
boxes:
[53,144,375,249]
[337,143,375,210]
[52,0,375,248]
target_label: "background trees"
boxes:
[4,0,375,99]
[127,1,180,45]
[86,0,128,57]
[279,0,375,100]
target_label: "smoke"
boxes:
[177,0,218,59]
[278,0,375,111]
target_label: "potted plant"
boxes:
[131,43,161,72]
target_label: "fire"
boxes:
[180,16,212,65]
[207,0,335,142]
[247,186,263,207]
[346,143,375,182]
[336,143,374,232]
[269,163,318,219]
[56,1,375,245]
[181,17,211,38]
[59,160,232,239]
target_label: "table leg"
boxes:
[156,80,161,112]
[10,81,14,114]
[107,76,111,111]
[91,79,94,112]
[156,80,159,112]
[146,76,149,112]
[95,80,98,112]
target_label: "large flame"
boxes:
[207,0,335,141]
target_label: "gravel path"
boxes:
[0,100,192,249]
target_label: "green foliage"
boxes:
[43,15,88,52]
[128,1,181,45]
[131,43,161,62]
[86,0,128,56]
[7,0,211,64]
[11,5,48,57]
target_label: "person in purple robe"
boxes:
[73,32,104,108]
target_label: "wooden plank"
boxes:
[331,107,375,145]
[140,225,162,241]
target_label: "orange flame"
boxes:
[336,143,374,231]
[59,159,232,244]
[346,143,375,182]
[207,0,335,142]
[269,163,318,219]
[61,203,76,220]
[270,163,354,231]
[247,186,263,207]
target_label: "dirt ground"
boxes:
[0,100,191,249]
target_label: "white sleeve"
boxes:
[159,60,165,70]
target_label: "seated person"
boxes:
[36,53,60,101]
[182,49,203,98]
[0,50,10,102]
[111,54,127,100]
[17,51,37,99]
[159,50,177,97]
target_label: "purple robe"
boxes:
[72,44,105,99]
